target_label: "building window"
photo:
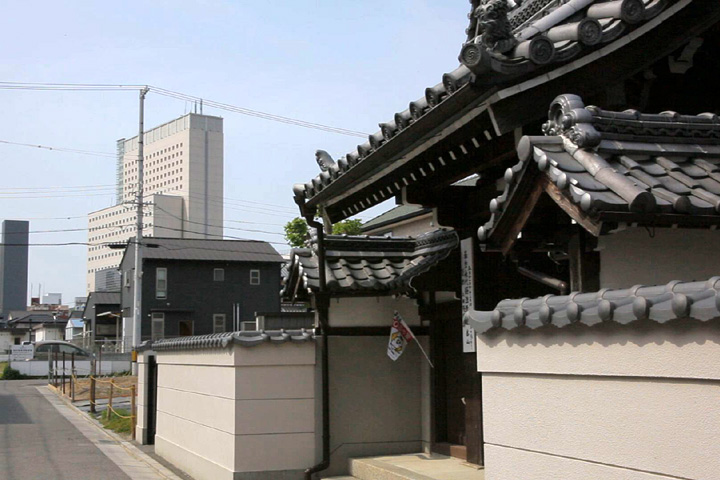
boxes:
[151,313,165,340]
[250,269,260,285]
[156,268,167,299]
[213,314,226,333]
[213,268,225,282]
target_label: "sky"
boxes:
[0,1,471,306]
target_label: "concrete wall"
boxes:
[476,319,720,480]
[322,296,430,476]
[139,341,316,480]
[328,296,421,328]
[599,228,720,289]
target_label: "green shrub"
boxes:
[1,364,27,380]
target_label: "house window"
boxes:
[250,269,260,285]
[156,267,167,299]
[213,268,225,282]
[151,313,165,340]
[213,314,226,333]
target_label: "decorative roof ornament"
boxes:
[476,0,518,54]
[542,94,601,148]
[315,149,336,172]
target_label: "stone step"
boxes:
[349,458,437,480]
[323,477,359,480]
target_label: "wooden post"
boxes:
[71,352,75,400]
[90,376,96,414]
[62,351,66,395]
[53,350,58,387]
[108,381,114,419]
[131,385,137,441]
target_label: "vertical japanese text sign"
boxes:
[461,237,476,353]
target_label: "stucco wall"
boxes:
[599,228,720,289]
[476,319,720,480]
[324,335,426,476]
[141,341,316,480]
[328,296,421,328]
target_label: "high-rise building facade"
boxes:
[86,113,224,292]
[0,220,29,318]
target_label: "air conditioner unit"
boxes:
[240,321,257,331]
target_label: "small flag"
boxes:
[387,311,414,361]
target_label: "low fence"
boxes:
[11,352,131,377]
[50,369,138,440]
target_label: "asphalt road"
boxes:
[0,379,130,480]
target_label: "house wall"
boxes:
[476,319,720,480]
[328,296,421,328]
[363,213,435,237]
[322,296,429,476]
[121,258,281,342]
[598,228,720,289]
[139,341,316,480]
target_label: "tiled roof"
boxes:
[293,0,672,217]
[466,276,720,334]
[478,94,720,245]
[146,329,314,351]
[283,229,458,297]
[132,237,283,263]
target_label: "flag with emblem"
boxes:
[387,311,415,361]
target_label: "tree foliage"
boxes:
[284,217,310,248]
[284,217,364,248]
[332,219,363,235]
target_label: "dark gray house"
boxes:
[119,237,283,342]
[82,291,121,349]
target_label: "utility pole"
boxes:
[132,87,149,374]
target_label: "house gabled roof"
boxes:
[361,205,432,233]
[478,94,720,250]
[292,0,683,222]
[283,229,458,298]
[121,237,283,265]
[466,276,720,334]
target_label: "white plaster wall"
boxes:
[364,213,435,237]
[324,335,425,476]
[329,296,420,328]
[477,321,720,480]
[599,228,720,289]
[0,331,13,353]
[152,342,315,480]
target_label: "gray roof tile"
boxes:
[478,94,720,245]
[283,229,458,297]
[466,277,720,334]
[145,329,314,352]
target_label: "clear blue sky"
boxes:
[0,1,470,305]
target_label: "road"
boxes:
[0,379,131,480]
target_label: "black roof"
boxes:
[122,237,284,264]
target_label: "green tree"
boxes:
[332,219,363,235]
[284,217,310,248]
[284,217,364,248]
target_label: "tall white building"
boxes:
[87,113,224,292]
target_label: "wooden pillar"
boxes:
[568,227,600,293]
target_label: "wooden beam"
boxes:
[500,177,547,256]
[543,181,603,237]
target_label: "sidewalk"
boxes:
[38,385,186,480]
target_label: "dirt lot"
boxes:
[66,375,137,401]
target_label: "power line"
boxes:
[0,139,120,158]
[0,81,370,138]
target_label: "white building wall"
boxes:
[86,195,183,292]
[140,342,316,480]
[476,318,720,480]
[86,113,223,292]
[598,228,720,289]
